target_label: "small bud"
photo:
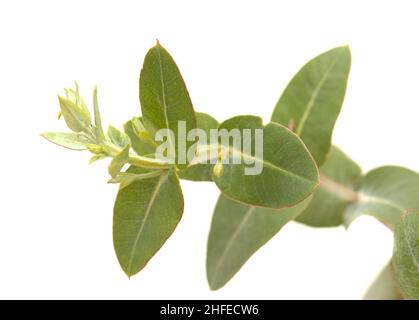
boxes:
[218,147,229,162]
[58,82,92,133]
[85,143,105,154]
[213,162,225,178]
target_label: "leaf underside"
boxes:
[392,213,419,300]
[207,194,311,290]
[296,146,362,227]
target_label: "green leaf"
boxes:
[271,46,351,166]
[89,153,107,164]
[58,83,92,133]
[179,112,219,181]
[296,146,362,227]
[108,125,130,149]
[40,132,91,150]
[393,212,419,300]
[212,116,319,208]
[344,166,419,226]
[93,86,106,144]
[364,261,402,300]
[124,117,156,156]
[192,112,219,133]
[108,170,164,189]
[108,144,130,178]
[139,41,196,168]
[113,167,183,277]
[207,194,311,290]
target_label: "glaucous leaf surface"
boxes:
[212,116,318,208]
[58,93,92,133]
[392,213,419,300]
[124,117,156,156]
[364,261,402,300]
[113,167,183,277]
[40,132,91,150]
[296,146,362,227]
[93,87,106,144]
[207,194,311,290]
[344,167,419,226]
[140,42,196,168]
[108,125,130,149]
[179,112,219,181]
[271,46,351,166]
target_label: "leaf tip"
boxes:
[208,280,223,291]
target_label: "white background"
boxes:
[0,0,418,299]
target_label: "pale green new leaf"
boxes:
[108,125,130,149]
[40,132,91,150]
[93,87,106,143]
[140,41,196,168]
[364,261,402,300]
[89,153,107,164]
[212,116,319,208]
[344,166,419,226]
[108,170,163,189]
[124,117,156,156]
[113,167,183,277]
[108,144,130,178]
[58,83,92,133]
[180,112,219,181]
[296,146,362,227]
[392,213,419,300]
[207,195,311,290]
[271,46,351,166]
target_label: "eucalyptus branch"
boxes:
[319,173,359,203]
[103,142,170,170]
[42,42,419,300]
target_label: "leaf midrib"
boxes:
[228,146,316,184]
[295,53,341,136]
[127,173,169,275]
[60,98,90,133]
[156,47,175,154]
[210,206,255,287]
[358,193,406,213]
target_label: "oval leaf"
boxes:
[140,42,196,168]
[271,46,351,166]
[207,194,311,290]
[179,112,219,181]
[393,212,419,300]
[212,116,318,208]
[40,132,91,150]
[296,146,362,227]
[113,167,183,277]
[344,166,419,226]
